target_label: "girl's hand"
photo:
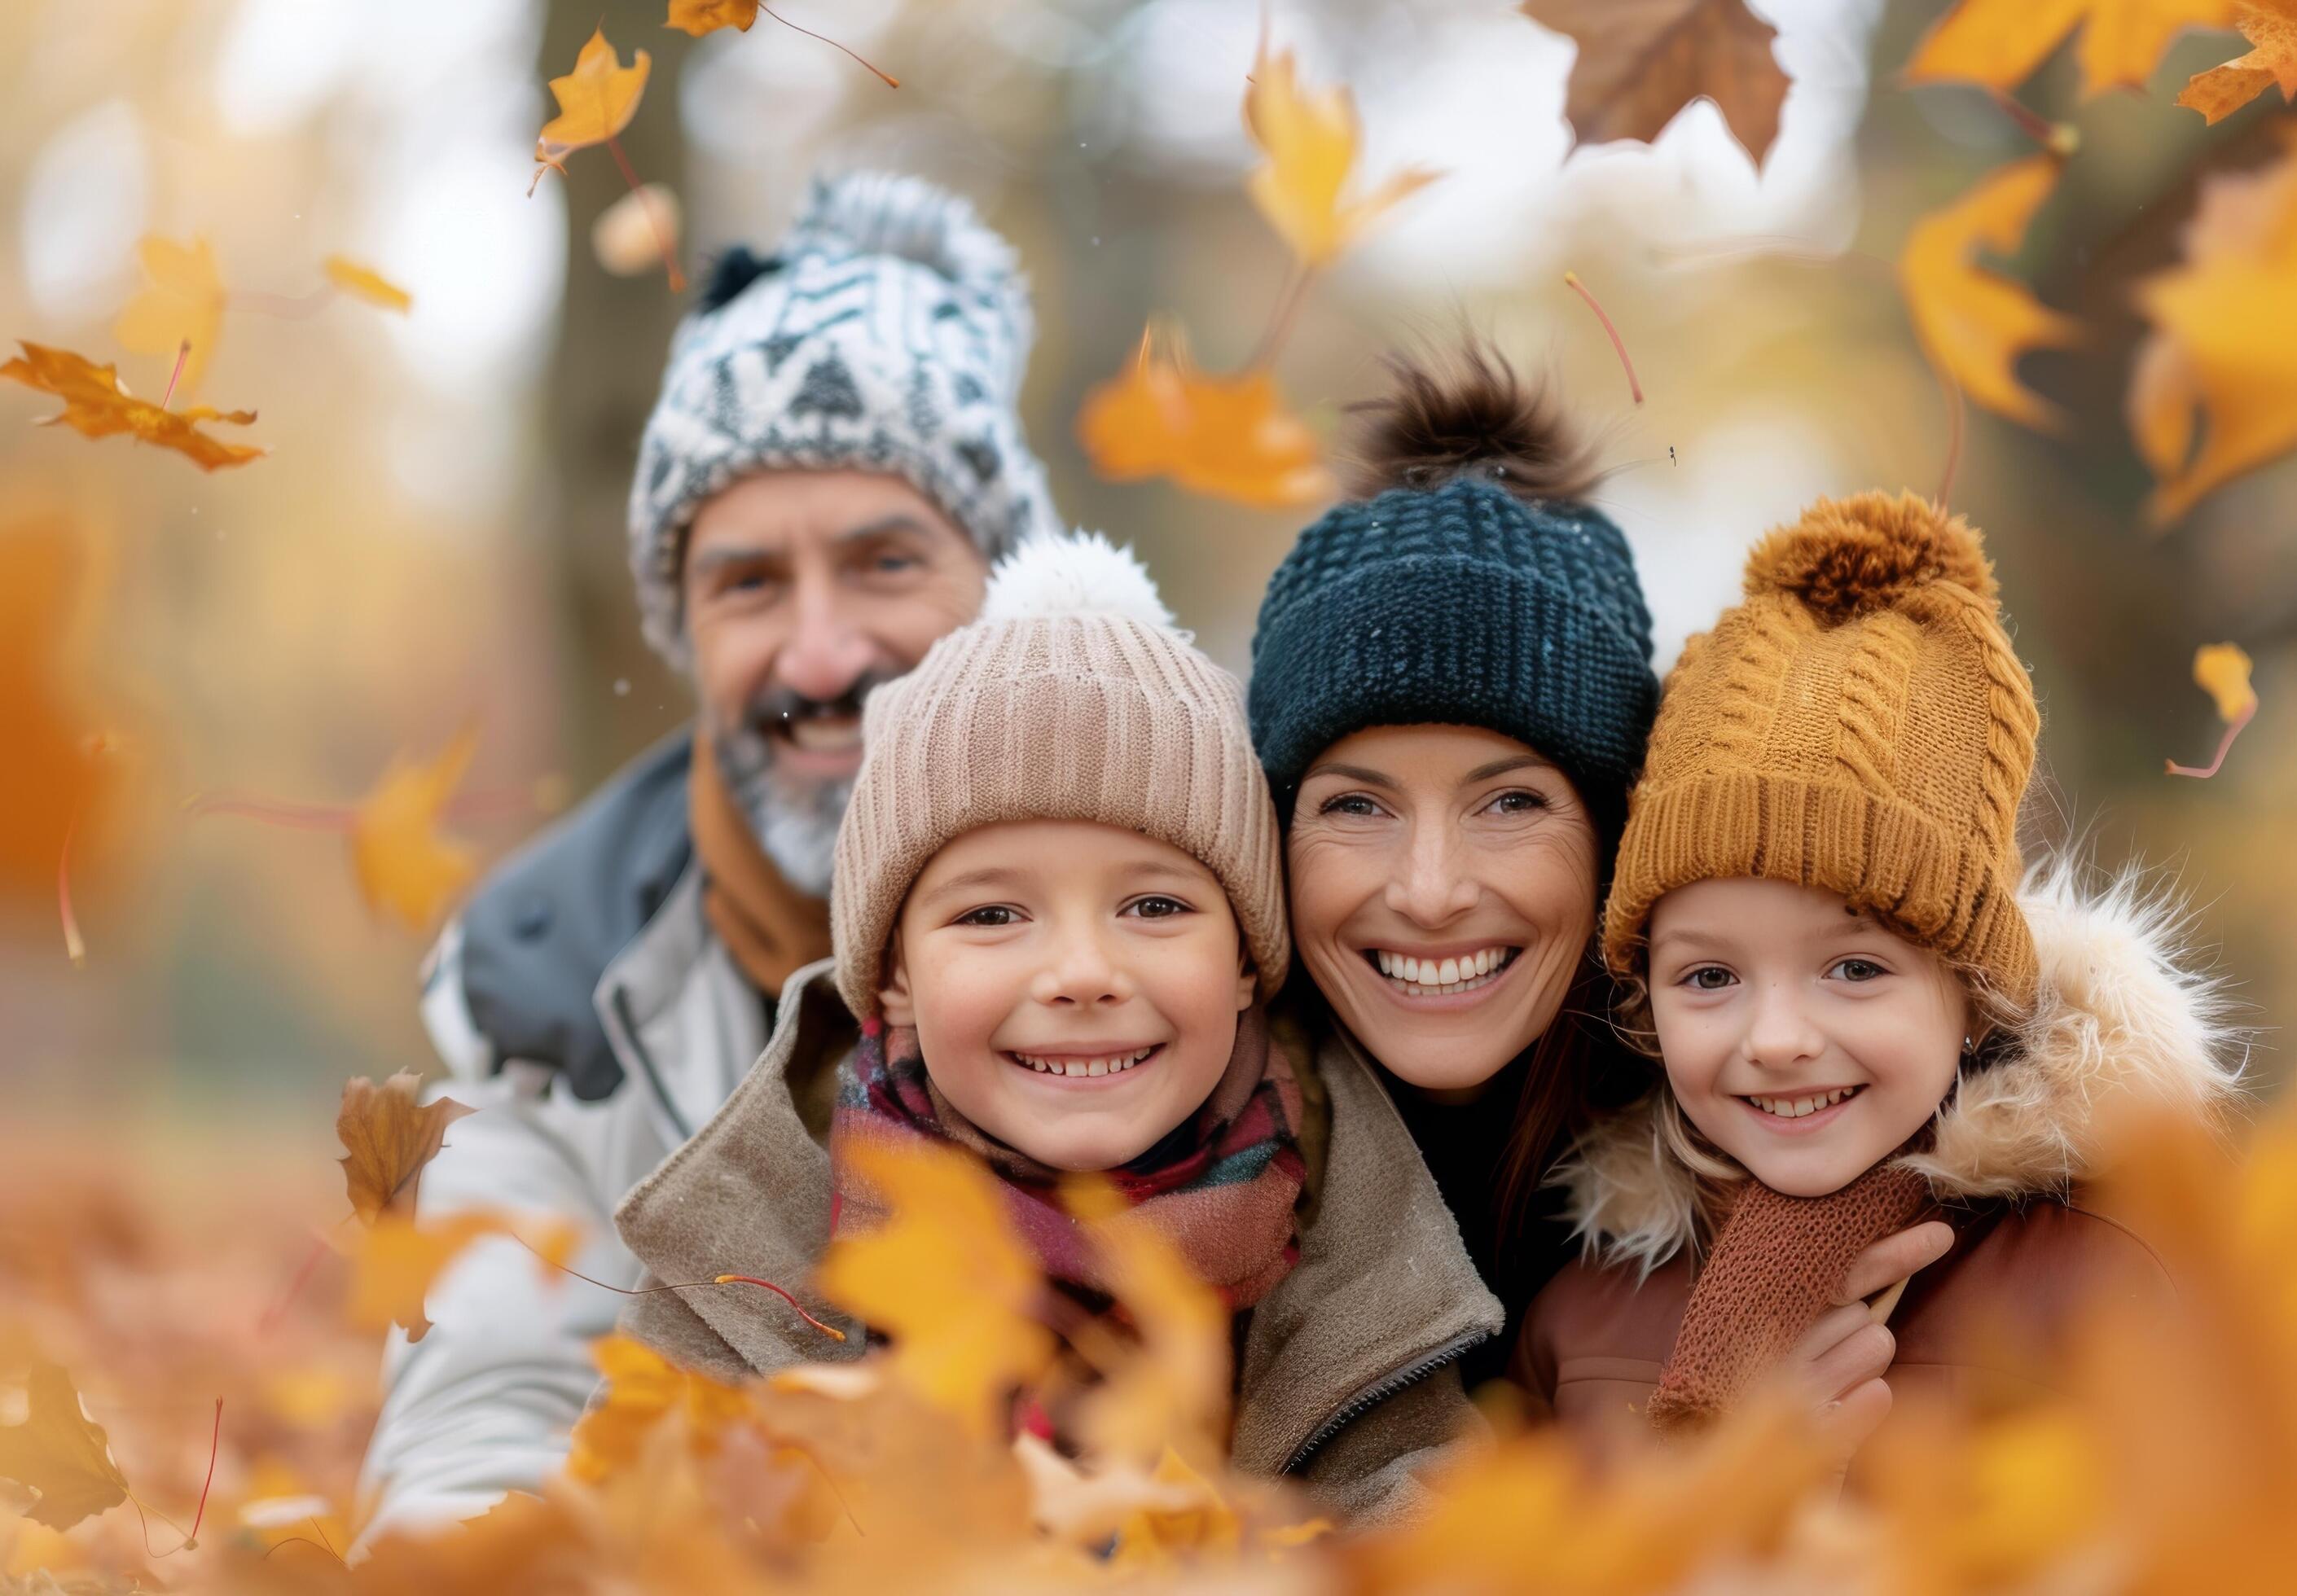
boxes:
[1836,1220,1954,1311]
[1787,1220,1956,1465]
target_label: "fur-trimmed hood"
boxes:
[1557,862,2249,1274]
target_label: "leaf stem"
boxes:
[160,340,190,410]
[762,6,898,88]
[59,816,85,967]
[1563,271,1643,405]
[1245,266,1315,370]
[604,137,687,293]
[507,1232,845,1341]
[2167,704,2255,779]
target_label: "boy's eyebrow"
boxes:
[916,866,1027,898]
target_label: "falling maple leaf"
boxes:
[2,341,261,471]
[666,0,759,33]
[2179,1,2297,121]
[0,1362,130,1531]
[344,1211,577,1343]
[1077,325,1333,509]
[322,255,412,314]
[1062,1179,1230,1466]
[0,519,116,919]
[349,727,481,931]
[568,1335,759,1484]
[113,235,226,397]
[532,27,650,191]
[1898,155,2082,430]
[2167,642,2259,778]
[1521,0,1792,167]
[814,1136,1054,1439]
[336,1072,475,1226]
[2129,129,2297,523]
[1905,0,2240,97]
[1243,35,1438,270]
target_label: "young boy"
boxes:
[613,533,1502,1524]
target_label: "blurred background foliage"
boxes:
[1,0,2286,1120]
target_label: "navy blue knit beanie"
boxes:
[1249,342,1659,833]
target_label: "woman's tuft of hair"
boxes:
[1344,333,1601,506]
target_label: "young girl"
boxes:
[1517,491,2242,1452]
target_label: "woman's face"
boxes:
[1285,724,1600,1098]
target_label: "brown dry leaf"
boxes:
[666,0,758,35]
[1077,325,1333,509]
[0,1363,130,1531]
[1243,35,1438,269]
[2179,1,2297,121]
[2129,129,2297,524]
[321,256,411,314]
[335,1073,474,1226]
[1906,0,2239,96]
[1898,155,2081,430]
[343,1211,577,1343]
[2,342,261,472]
[1521,0,1792,167]
[814,1136,1053,1439]
[348,727,480,931]
[112,235,225,396]
[531,28,649,191]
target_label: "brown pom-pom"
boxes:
[1744,491,1996,623]
[1343,334,1600,504]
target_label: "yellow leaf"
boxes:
[666,0,759,36]
[1244,37,1438,269]
[814,1135,1053,1438]
[568,1335,756,1484]
[323,255,412,314]
[0,1362,130,1531]
[2195,642,2258,723]
[1906,0,2238,97]
[2,340,262,471]
[344,1211,577,1343]
[113,234,225,396]
[2129,130,2297,523]
[1077,325,1333,509]
[349,727,480,931]
[537,28,650,163]
[336,1072,476,1226]
[1062,1177,1231,1464]
[1897,155,2081,430]
[2178,2,2297,122]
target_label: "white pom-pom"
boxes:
[980,531,1175,630]
[793,170,1023,307]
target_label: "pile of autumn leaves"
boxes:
[6,1069,2297,1592]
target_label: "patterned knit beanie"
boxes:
[1602,491,2040,1004]
[832,532,1289,1020]
[1249,340,1659,835]
[628,170,1060,665]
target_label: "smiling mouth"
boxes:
[1360,945,1520,998]
[776,714,863,755]
[1740,1085,1865,1120]
[1006,1045,1162,1079]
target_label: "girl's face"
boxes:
[878,820,1255,1173]
[1646,878,1973,1197]
[1286,724,1599,1098]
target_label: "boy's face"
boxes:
[1646,878,1972,1198]
[878,820,1257,1173]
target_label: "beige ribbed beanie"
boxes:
[832,532,1288,1019]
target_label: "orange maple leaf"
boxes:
[531,28,650,192]
[1898,156,2081,430]
[323,255,413,314]
[336,1072,476,1226]
[349,727,481,931]
[113,235,225,396]
[666,0,758,35]
[2179,2,2297,121]
[1244,36,1438,270]
[1521,0,1793,167]
[0,519,116,916]
[1905,0,2239,97]
[0,1361,130,1531]
[1077,326,1333,509]
[344,1211,578,1343]
[815,1137,1054,1439]
[2128,129,2297,523]
[2,341,262,471]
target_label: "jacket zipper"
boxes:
[1279,1330,1490,1475]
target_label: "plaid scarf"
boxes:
[832,1006,1307,1313]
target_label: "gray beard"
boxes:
[712,717,852,900]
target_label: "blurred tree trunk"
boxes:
[535,0,697,788]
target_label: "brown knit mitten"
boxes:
[1647,1163,1932,1435]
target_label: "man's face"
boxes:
[683,469,988,894]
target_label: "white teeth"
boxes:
[1370,945,1514,998]
[1746,1086,1860,1119]
[785,717,863,752]
[1016,1047,1155,1076]
[1438,958,1460,986]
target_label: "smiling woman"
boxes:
[1248,335,1662,1364]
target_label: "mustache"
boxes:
[739,667,901,738]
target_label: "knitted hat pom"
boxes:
[1743,494,1996,623]
[979,530,1175,630]
[1346,337,1601,505]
